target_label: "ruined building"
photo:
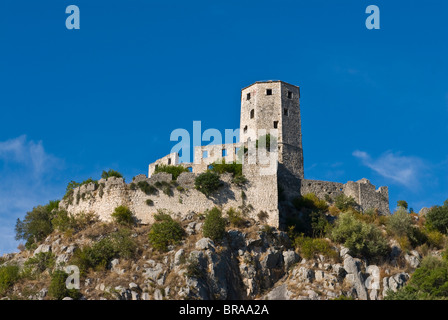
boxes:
[60,81,390,227]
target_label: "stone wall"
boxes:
[301,178,390,214]
[60,171,280,228]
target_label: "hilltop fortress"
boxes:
[60,80,390,227]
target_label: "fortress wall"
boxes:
[60,171,280,227]
[300,178,390,214]
[300,179,345,200]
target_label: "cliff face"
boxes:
[0,212,426,301]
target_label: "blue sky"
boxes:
[0,0,447,255]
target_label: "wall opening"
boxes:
[243,125,247,134]
[273,121,278,129]
[168,158,172,165]
[187,167,193,172]
[287,91,293,99]
[250,109,254,119]
[247,93,251,100]
[202,151,208,158]
[222,149,227,157]
[284,108,288,116]
[266,89,272,95]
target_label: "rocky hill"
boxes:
[2,201,445,301]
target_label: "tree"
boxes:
[15,200,60,249]
[426,200,448,234]
[397,200,409,211]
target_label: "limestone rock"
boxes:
[34,244,51,256]
[195,238,215,251]
[282,250,300,270]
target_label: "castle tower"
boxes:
[240,80,304,178]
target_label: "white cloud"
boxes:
[353,150,426,188]
[0,135,64,255]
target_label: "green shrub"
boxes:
[15,200,60,249]
[334,194,358,211]
[101,169,123,180]
[176,186,185,192]
[387,208,414,238]
[261,225,274,236]
[232,174,248,186]
[70,229,137,275]
[211,160,243,177]
[425,200,448,234]
[146,199,154,206]
[194,171,222,197]
[293,235,338,260]
[154,164,189,180]
[24,252,56,274]
[331,212,389,260]
[148,212,185,252]
[386,256,448,300]
[424,229,445,249]
[397,200,409,210]
[48,270,81,300]
[111,206,135,226]
[137,181,158,195]
[202,207,226,242]
[227,208,246,228]
[293,193,328,212]
[185,258,204,279]
[0,265,20,295]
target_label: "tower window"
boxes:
[250,109,254,119]
[168,158,171,165]
[284,108,289,116]
[247,93,251,100]
[243,126,247,133]
[266,89,272,95]
[273,121,278,129]
[287,91,293,99]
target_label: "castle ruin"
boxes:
[60,80,390,228]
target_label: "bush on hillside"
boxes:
[202,207,226,242]
[293,193,328,212]
[15,200,60,249]
[48,270,81,300]
[386,256,448,300]
[111,206,135,226]
[194,171,222,197]
[425,200,448,234]
[0,265,20,295]
[331,212,389,260]
[148,212,185,252]
[293,235,338,260]
[334,194,358,211]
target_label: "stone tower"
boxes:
[240,80,304,178]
